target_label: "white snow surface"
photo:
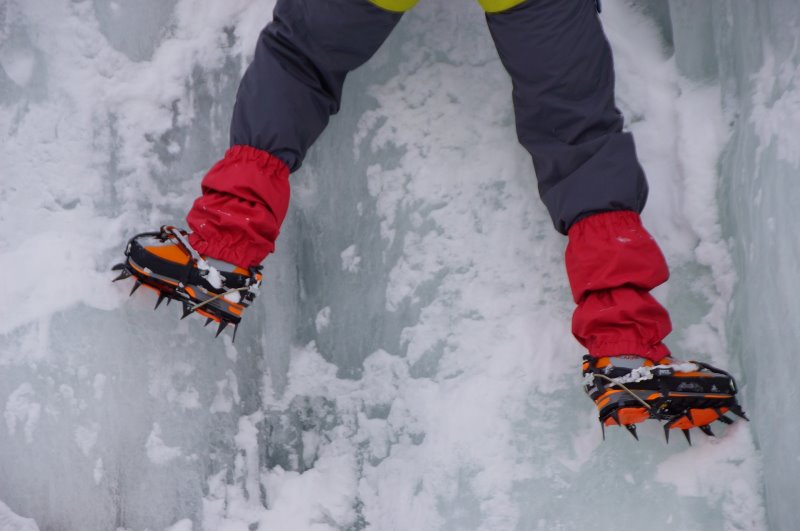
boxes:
[0,500,39,531]
[145,422,184,466]
[0,0,786,529]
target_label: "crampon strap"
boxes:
[161,226,260,298]
[582,361,701,386]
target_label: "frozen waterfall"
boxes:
[1,0,795,529]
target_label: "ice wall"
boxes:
[666,2,800,530]
[0,1,276,529]
[0,0,773,530]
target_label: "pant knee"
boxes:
[369,0,419,12]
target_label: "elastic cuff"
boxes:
[187,230,269,269]
[586,341,671,362]
[212,145,290,180]
[567,210,642,239]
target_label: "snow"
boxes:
[198,261,224,290]
[93,458,104,485]
[655,425,766,530]
[145,423,183,466]
[0,45,35,87]
[340,244,362,273]
[93,374,106,400]
[75,423,99,456]
[4,383,41,444]
[315,306,332,332]
[0,0,792,529]
[210,370,240,414]
[164,519,193,531]
[0,500,39,531]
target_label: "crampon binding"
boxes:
[111,226,262,341]
[583,355,749,444]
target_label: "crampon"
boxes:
[111,226,262,341]
[583,355,749,444]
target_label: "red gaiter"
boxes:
[565,211,672,361]
[187,145,291,268]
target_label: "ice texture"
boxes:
[0,0,791,529]
[665,2,800,530]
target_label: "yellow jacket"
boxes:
[371,0,526,14]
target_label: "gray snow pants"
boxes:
[230,0,649,234]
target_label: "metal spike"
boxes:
[111,263,126,271]
[600,420,606,441]
[714,408,734,425]
[699,425,715,437]
[610,410,620,426]
[181,303,193,320]
[112,270,132,282]
[231,323,238,344]
[730,405,750,421]
[717,415,734,425]
[166,297,172,306]
[204,318,214,328]
[154,293,167,310]
[624,423,639,441]
[215,321,228,338]
[685,409,695,425]
[129,280,142,296]
[663,424,670,444]
[682,429,692,446]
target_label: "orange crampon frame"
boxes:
[582,355,749,444]
[111,226,262,342]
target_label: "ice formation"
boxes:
[2,0,795,529]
